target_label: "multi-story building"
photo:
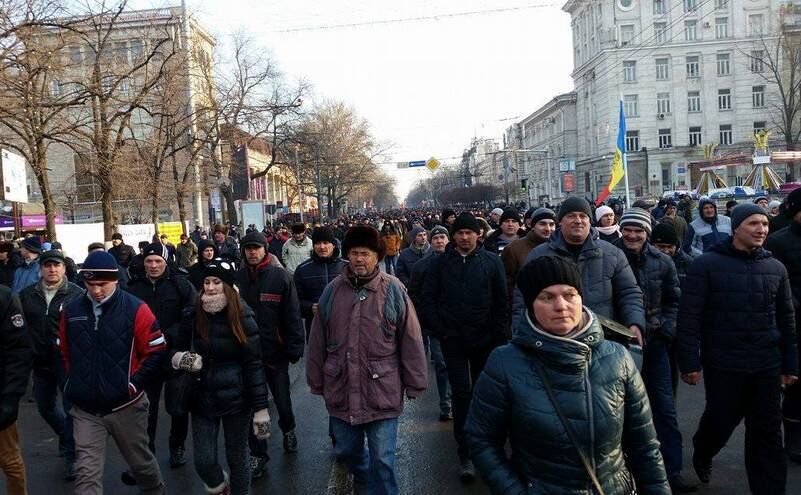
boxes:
[563,0,792,199]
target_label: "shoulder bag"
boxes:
[165,331,199,417]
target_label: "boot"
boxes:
[784,419,801,464]
[205,471,230,495]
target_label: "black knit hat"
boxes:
[142,243,169,261]
[517,256,583,311]
[785,187,801,218]
[202,258,237,288]
[557,197,592,222]
[451,212,481,234]
[499,208,521,225]
[442,208,456,221]
[530,207,556,225]
[291,223,306,235]
[651,223,679,246]
[312,227,337,244]
[342,225,385,261]
[111,233,123,241]
[731,203,768,231]
[198,239,218,257]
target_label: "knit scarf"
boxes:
[201,292,228,314]
[596,224,620,237]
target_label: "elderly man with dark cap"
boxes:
[282,223,312,276]
[765,187,801,463]
[12,236,42,295]
[678,203,798,493]
[501,208,555,301]
[307,225,427,495]
[236,230,304,478]
[19,250,83,481]
[420,212,507,483]
[59,251,167,495]
[395,225,431,286]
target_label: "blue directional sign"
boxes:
[408,160,427,168]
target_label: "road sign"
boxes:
[426,157,440,171]
[396,162,409,169]
[408,160,426,168]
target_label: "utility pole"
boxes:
[181,0,204,227]
[295,145,304,224]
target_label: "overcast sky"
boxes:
[136,0,575,200]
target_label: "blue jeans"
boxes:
[330,417,399,495]
[427,337,451,413]
[642,342,683,477]
[33,368,74,462]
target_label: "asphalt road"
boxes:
[14,357,801,494]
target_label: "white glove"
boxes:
[171,351,203,372]
[252,409,271,440]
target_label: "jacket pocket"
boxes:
[364,358,402,411]
[322,359,348,411]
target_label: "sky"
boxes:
[135,0,576,201]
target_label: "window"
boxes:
[655,22,668,44]
[715,0,728,9]
[719,124,733,145]
[618,0,634,9]
[129,40,144,61]
[623,61,637,81]
[752,85,765,107]
[656,57,670,80]
[717,89,731,110]
[750,50,764,73]
[625,130,640,152]
[754,121,767,134]
[716,53,731,75]
[654,0,665,14]
[624,94,639,117]
[715,17,728,39]
[748,14,764,36]
[686,56,700,78]
[120,78,131,97]
[684,0,697,12]
[688,91,702,112]
[102,75,114,94]
[621,24,635,45]
[689,126,702,146]
[68,46,82,64]
[657,92,672,114]
[113,42,128,64]
[50,80,62,97]
[659,128,673,149]
[685,21,697,41]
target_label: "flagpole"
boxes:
[623,153,631,209]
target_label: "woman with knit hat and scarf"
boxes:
[466,256,670,494]
[171,259,270,495]
[595,205,622,243]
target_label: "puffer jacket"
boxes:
[172,302,269,418]
[281,237,313,275]
[20,279,84,371]
[683,200,732,256]
[12,257,41,295]
[671,249,695,284]
[421,244,508,346]
[765,221,801,308]
[465,309,669,495]
[677,241,798,376]
[395,243,431,287]
[306,265,428,425]
[616,242,680,343]
[514,230,646,332]
[293,249,347,329]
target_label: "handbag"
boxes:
[165,331,199,417]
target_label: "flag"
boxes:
[596,101,627,206]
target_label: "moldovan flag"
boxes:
[596,101,626,206]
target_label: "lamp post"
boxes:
[295,145,304,224]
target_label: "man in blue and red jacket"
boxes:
[59,251,166,495]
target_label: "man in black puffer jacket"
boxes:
[126,243,196,471]
[293,227,346,338]
[678,204,798,494]
[236,231,303,479]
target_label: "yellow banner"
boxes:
[157,222,184,246]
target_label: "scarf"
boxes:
[346,265,380,288]
[201,292,228,314]
[596,224,620,237]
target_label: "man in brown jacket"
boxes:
[501,208,556,302]
[307,225,427,494]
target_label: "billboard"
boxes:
[0,149,28,203]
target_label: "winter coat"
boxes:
[12,257,41,295]
[683,213,732,257]
[483,229,524,257]
[19,279,83,372]
[293,250,347,329]
[0,253,21,288]
[420,244,508,346]
[382,233,402,257]
[514,231,646,332]
[215,236,240,265]
[268,235,287,264]
[236,257,304,365]
[59,288,167,415]
[596,228,622,244]
[108,243,136,268]
[126,267,196,345]
[281,237,313,275]
[501,229,550,300]
[0,286,31,429]
[677,241,798,376]
[765,221,801,308]
[659,216,688,247]
[466,309,669,495]
[175,241,198,269]
[172,303,269,418]
[64,256,78,284]
[671,250,695,285]
[395,243,431,287]
[307,265,428,425]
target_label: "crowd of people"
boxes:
[0,187,798,495]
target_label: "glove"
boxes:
[0,402,19,431]
[171,351,203,372]
[252,408,271,440]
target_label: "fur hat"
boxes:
[342,225,385,261]
[312,227,337,245]
[80,251,119,281]
[451,212,481,234]
[441,209,456,221]
[517,256,582,312]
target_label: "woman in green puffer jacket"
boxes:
[466,256,669,494]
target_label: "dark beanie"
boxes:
[442,208,456,220]
[430,225,450,239]
[731,203,768,231]
[342,225,385,261]
[202,258,237,287]
[499,208,521,225]
[407,226,426,243]
[517,256,583,311]
[524,207,536,221]
[111,233,123,241]
[557,197,592,222]
[450,212,481,234]
[651,223,679,246]
[785,187,801,218]
[142,243,169,261]
[291,223,306,235]
[21,236,42,254]
[530,207,556,225]
[312,227,337,244]
[80,251,119,281]
[198,239,218,257]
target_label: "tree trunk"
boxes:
[33,147,58,241]
[98,161,115,241]
[221,183,238,225]
[172,153,189,235]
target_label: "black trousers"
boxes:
[249,363,296,457]
[145,377,189,452]
[440,337,494,460]
[693,368,786,495]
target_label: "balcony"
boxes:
[780,3,801,29]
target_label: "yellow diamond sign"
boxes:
[426,157,440,172]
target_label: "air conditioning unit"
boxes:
[657,113,666,120]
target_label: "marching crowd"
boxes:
[0,187,798,495]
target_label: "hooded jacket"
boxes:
[395,242,431,287]
[682,199,732,256]
[281,236,313,275]
[293,248,347,328]
[466,310,669,494]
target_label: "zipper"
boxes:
[584,348,596,475]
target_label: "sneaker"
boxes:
[439,410,453,422]
[668,474,698,493]
[692,452,711,484]
[283,430,298,453]
[64,460,76,482]
[459,458,476,484]
[169,445,187,468]
[250,455,268,480]
[121,470,137,486]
